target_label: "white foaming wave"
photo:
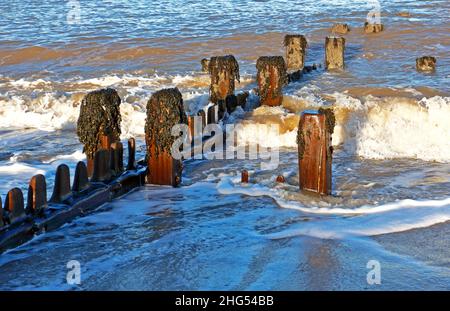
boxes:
[216,176,450,239]
[228,94,450,162]
[42,150,85,164]
[0,163,45,176]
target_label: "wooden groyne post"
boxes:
[284,35,307,72]
[256,56,288,106]
[77,88,122,177]
[145,88,187,186]
[325,37,345,70]
[364,22,384,34]
[416,56,436,72]
[297,109,335,195]
[208,55,240,104]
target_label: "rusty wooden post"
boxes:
[331,23,350,34]
[256,56,288,107]
[416,56,436,72]
[364,22,384,33]
[91,149,112,182]
[50,164,72,203]
[208,55,240,104]
[284,35,307,72]
[276,175,285,183]
[5,188,26,223]
[145,88,187,186]
[127,138,136,170]
[297,109,335,195]
[72,161,90,192]
[77,88,122,177]
[26,174,47,214]
[241,170,249,183]
[325,37,345,70]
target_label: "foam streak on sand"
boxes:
[217,176,450,239]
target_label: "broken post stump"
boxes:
[256,56,288,106]
[364,22,384,33]
[284,35,307,72]
[77,88,122,177]
[145,88,187,186]
[297,108,335,195]
[241,170,249,183]
[331,23,350,34]
[26,174,47,214]
[127,138,136,170]
[325,37,345,70]
[5,188,26,223]
[276,175,286,183]
[50,164,72,203]
[416,56,436,72]
[208,55,240,104]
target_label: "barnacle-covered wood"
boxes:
[284,34,307,71]
[77,88,121,159]
[145,88,188,159]
[256,56,288,106]
[364,22,384,33]
[208,55,240,104]
[416,56,436,72]
[325,37,345,70]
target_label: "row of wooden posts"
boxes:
[0,33,352,253]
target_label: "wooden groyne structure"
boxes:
[0,20,436,253]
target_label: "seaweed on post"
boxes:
[145,88,188,160]
[76,88,122,159]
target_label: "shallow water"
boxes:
[0,0,449,290]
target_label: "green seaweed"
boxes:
[145,88,188,159]
[76,88,121,159]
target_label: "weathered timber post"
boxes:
[26,174,47,214]
[284,35,307,72]
[209,55,240,104]
[77,88,121,177]
[256,56,288,106]
[50,164,72,203]
[297,108,335,195]
[201,58,210,73]
[72,161,90,192]
[4,188,26,223]
[276,175,285,183]
[416,56,436,72]
[127,138,136,170]
[364,22,384,33]
[241,170,249,183]
[331,23,350,34]
[325,37,345,70]
[145,88,188,186]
